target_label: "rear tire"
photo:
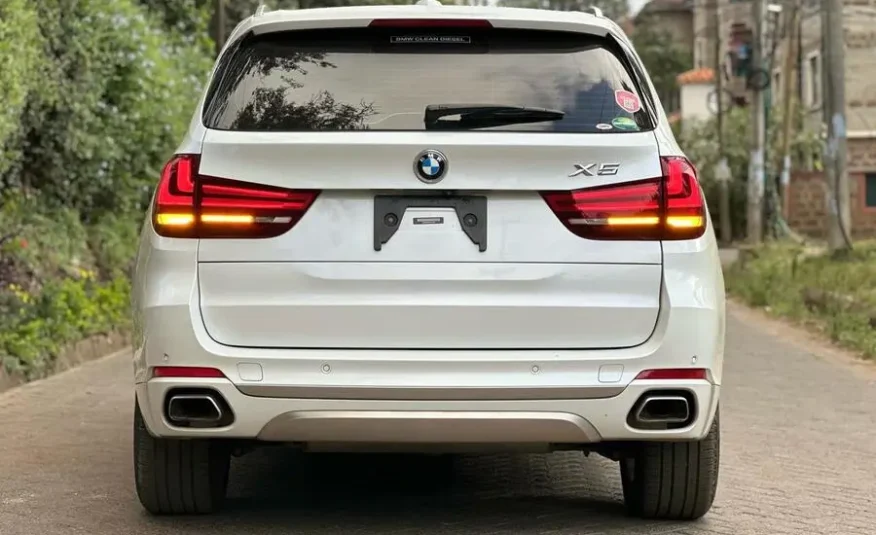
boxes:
[134,401,231,515]
[620,409,720,520]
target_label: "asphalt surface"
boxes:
[1,302,874,535]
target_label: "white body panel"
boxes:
[132,223,724,444]
[132,4,725,449]
[197,130,662,193]
[199,262,662,349]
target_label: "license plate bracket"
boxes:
[373,194,487,252]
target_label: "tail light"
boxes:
[152,154,319,239]
[540,156,706,241]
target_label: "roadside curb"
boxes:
[0,331,131,395]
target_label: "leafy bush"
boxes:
[679,107,821,242]
[0,0,43,177]
[725,243,876,359]
[0,274,131,380]
[88,212,144,279]
[1,0,213,221]
[0,194,94,286]
[0,0,212,380]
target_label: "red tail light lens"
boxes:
[152,366,226,379]
[540,156,706,241]
[153,154,319,239]
[635,368,709,381]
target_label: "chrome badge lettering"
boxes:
[569,163,620,177]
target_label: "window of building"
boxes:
[806,52,821,108]
[866,173,876,208]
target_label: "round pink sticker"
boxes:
[615,90,641,113]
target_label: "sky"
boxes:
[628,0,648,15]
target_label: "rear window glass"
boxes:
[203,27,651,134]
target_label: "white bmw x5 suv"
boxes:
[132,2,725,520]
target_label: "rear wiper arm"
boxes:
[424,104,565,130]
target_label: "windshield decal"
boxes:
[614,90,641,114]
[611,116,640,131]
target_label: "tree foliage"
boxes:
[499,0,629,21]
[0,0,43,178]
[679,106,821,240]
[1,0,213,377]
[1,0,212,220]
[631,24,691,112]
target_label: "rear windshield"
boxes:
[203,27,651,134]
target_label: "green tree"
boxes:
[136,0,213,39]
[500,0,629,21]
[630,24,691,113]
[0,0,42,179]
[680,106,821,240]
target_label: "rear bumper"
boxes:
[137,379,719,445]
[132,226,725,446]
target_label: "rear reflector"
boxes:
[152,366,226,379]
[152,154,319,239]
[368,18,493,28]
[540,156,706,241]
[635,368,709,381]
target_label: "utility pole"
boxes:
[713,0,732,244]
[822,0,852,251]
[216,0,227,57]
[747,0,767,244]
[778,3,799,218]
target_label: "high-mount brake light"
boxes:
[152,154,319,239]
[540,156,706,241]
[368,18,493,28]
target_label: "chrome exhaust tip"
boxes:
[167,394,225,426]
[634,395,691,425]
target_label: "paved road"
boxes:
[1,303,874,535]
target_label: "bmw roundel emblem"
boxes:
[414,149,448,184]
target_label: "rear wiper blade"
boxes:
[424,104,565,130]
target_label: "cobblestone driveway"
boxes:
[1,303,874,535]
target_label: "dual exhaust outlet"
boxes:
[628,391,695,430]
[166,390,233,428]
[164,389,692,431]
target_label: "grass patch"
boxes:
[725,241,876,360]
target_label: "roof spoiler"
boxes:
[581,6,604,18]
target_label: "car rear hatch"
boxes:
[169,18,694,350]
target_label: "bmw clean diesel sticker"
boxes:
[391,36,471,44]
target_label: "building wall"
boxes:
[679,83,713,127]
[787,164,876,238]
[779,0,876,169]
[844,0,876,135]
[692,0,715,69]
